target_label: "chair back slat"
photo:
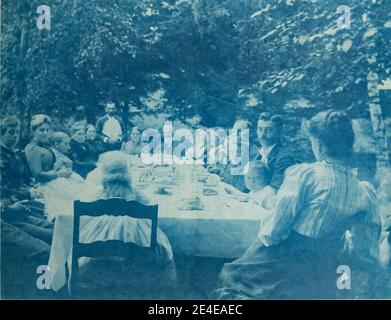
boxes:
[69,198,158,296]
[74,198,158,219]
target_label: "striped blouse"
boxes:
[259,161,381,259]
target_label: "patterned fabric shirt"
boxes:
[259,161,381,259]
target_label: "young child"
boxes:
[50,131,83,182]
[244,161,276,210]
[37,132,86,220]
[50,132,72,171]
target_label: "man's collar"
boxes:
[259,143,277,157]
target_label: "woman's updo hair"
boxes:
[306,109,354,159]
[31,114,51,133]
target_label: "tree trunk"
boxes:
[365,4,390,180]
[367,71,389,167]
[14,1,30,139]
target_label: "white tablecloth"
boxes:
[156,191,267,258]
[48,166,269,291]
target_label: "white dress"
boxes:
[74,186,177,295]
[21,142,86,221]
[37,150,87,221]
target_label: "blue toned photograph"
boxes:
[1,0,390,300]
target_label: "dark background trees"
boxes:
[1,0,390,150]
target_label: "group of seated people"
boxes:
[213,111,387,299]
[48,102,145,179]
[0,112,172,298]
[1,106,390,299]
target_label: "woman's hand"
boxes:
[30,187,43,199]
[57,168,72,179]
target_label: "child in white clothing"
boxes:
[50,132,84,183]
[245,161,276,210]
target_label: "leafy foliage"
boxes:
[1,0,390,134]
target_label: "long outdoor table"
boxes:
[47,173,268,291]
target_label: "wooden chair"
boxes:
[69,198,158,298]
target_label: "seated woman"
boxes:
[84,124,104,163]
[24,115,71,183]
[69,123,96,178]
[76,151,176,298]
[24,116,84,221]
[121,126,144,156]
[213,109,381,299]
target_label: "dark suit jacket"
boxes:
[69,140,96,178]
[0,145,31,203]
[253,142,298,190]
[95,115,125,142]
[84,139,104,162]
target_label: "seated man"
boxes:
[0,116,53,226]
[254,112,298,191]
[1,117,33,204]
[0,117,55,298]
[0,115,53,238]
